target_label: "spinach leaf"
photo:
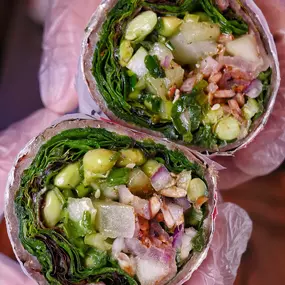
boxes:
[192,125,218,149]
[15,127,204,284]
[201,0,248,35]
[145,55,166,78]
[107,168,131,186]
[254,68,272,120]
[192,228,206,252]
[143,93,162,113]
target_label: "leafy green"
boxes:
[15,127,204,284]
[192,228,206,252]
[85,248,108,269]
[145,55,166,78]
[64,211,94,239]
[107,168,131,186]
[171,82,209,142]
[200,0,248,35]
[143,94,162,113]
[192,125,218,149]
[254,68,272,120]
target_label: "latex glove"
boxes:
[0,109,60,216]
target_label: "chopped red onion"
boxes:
[112,238,126,258]
[132,196,151,220]
[180,76,196,93]
[172,224,184,248]
[118,185,134,204]
[149,220,170,243]
[173,197,191,211]
[200,56,220,77]
[151,165,173,191]
[245,79,263,98]
[162,55,171,68]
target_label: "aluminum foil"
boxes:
[80,0,280,155]
[4,114,217,285]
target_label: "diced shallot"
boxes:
[207,82,219,94]
[117,253,136,276]
[149,220,170,243]
[244,79,263,99]
[151,166,175,191]
[180,76,196,93]
[118,185,134,204]
[112,237,126,258]
[172,224,184,248]
[149,196,161,218]
[133,196,151,220]
[161,199,184,228]
[173,197,191,211]
[200,56,220,77]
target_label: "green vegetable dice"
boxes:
[54,162,81,189]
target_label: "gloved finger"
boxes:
[0,253,36,285]
[185,202,252,285]
[0,109,60,217]
[39,0,100,113]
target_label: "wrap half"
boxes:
[5,117,217,285]
[82,0,280,154]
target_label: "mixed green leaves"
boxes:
[254,68,272,120]
[15,127,204,284]
[200,0,248,35]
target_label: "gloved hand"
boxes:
[3,0,284,283]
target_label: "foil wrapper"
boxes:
[79,0,280,155]
[5,115,217,285]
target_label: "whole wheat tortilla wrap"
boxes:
[81,0,280,154]
[5,116,217,285]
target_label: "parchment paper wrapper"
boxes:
[5,114,217,285]
[79,0,280,155]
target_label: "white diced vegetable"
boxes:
[67,197,97,222]
[125,11,157,42]
[135,258,169,285]
[170,32,218,65]
[127,47,148,78]
[93,201,135,238]
[150,42,174,63]
[180,22,220,43]
[226,34,260,63]
[215,116,241,141]
[242,98,259,120]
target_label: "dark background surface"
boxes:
[0,1,284,285]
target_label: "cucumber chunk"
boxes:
[215,116,240,141]
[157,16,183,37]
[84,233,112,251]
[142,159,161,177]
[127,47,149,78]
[226,34,260,63]
[187,178,207,202]
[125,11,157,42]
[54,162,81,189]
[242,98,259,120]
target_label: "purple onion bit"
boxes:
[172,224,184,249]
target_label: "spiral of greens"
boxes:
[15,127,204,284]
[92,0,250,148]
